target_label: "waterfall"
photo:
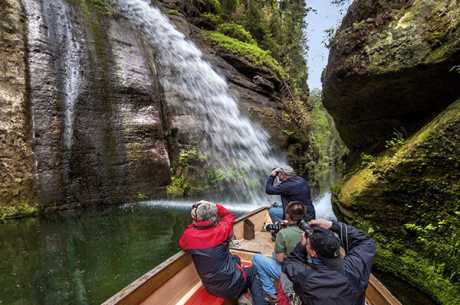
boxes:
[59,7,81,151]
[112,0,287,203]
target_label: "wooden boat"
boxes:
[102,207,402,305]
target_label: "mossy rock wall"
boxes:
[333,99,460,304]
[0,0,38,218]
[323,0,460,153]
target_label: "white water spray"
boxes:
[58,5,81,150]
[113,0,287,203]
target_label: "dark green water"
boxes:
[0,204,191,305]
[0,202,437,305]
[374,271,439,305]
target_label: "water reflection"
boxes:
[0,200,437,305]
[0,197,335,305]
[0,206,190,305]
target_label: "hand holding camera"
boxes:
[271,167,282,176]
[309,219,333,230]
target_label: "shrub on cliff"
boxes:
[205,0,222,14]
[203,31,286,79]
[198,12,224,30]
[217,23,256,44]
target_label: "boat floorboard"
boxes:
[233,231,274,257]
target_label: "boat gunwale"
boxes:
[102,206,401,305]
[101,206,269,305]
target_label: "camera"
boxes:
[297,219,313,236]
[265,221,285,234]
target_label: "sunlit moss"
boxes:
[203,31,286,79]
[0,201,39,220]
[217,23,256,44]
[333,99,460,303]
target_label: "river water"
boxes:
[0,197,436,305]
[0,196,335,305]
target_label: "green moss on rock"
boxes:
[205,0,222,14]
[203,31,286,79]
[217,23,256,44]
[67,0,112,15]
[375,239,460,305]
[166,147,208,198]
[198,12,224,30]
[333,99,460,304]
[0,201,39,220]
[166,147,258,199]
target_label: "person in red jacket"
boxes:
[179,201,267,304]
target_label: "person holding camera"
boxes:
[179,201,267,304]
[266,166,315,223]
[252,202,306,304]
[283,218,376,305]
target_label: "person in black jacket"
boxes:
[265,166,315,222]
[283,219,376,305]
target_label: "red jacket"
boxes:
[179,204,234,250]
[179,204,247,299]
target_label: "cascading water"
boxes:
[112,0,287,203]
[59,8,81,151]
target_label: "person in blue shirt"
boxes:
[265,166,315,222]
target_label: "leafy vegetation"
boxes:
[183,0,315,181]
[384,130,405,150]
[205,0,223,14]
[450,65,460,74]
[335,99,460,303]
[217,23,256,44]
[190,0,309,97]
[309,90,347,181]
[204,31,286,79]
[0,201,38,221]
[360,153,375,167]
[375,236,460,305]
[199,12,224,29]
[167,147,208,198]
[69,0,113,15]
[167,147,255,198]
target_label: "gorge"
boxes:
[1,0,459,304]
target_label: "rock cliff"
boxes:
[22,0,171,209]
[0,0,37,217]
[325,0,460,303]
[334,99,460,304]
[0,0,307,215]
[323,0,460,153]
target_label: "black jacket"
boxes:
[283,222,376,305]
[265,175,315,220]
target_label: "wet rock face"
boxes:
[153,6,288,155]
[334,99,460,304]
[0,0,36,209]
[1,0,288,211]
[21,0,172,208]
[323,0,460,152]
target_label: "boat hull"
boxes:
[102,207,401,305]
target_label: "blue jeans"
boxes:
[244,266,268,305]
[269,207,284,223]
[252,254,282,298]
